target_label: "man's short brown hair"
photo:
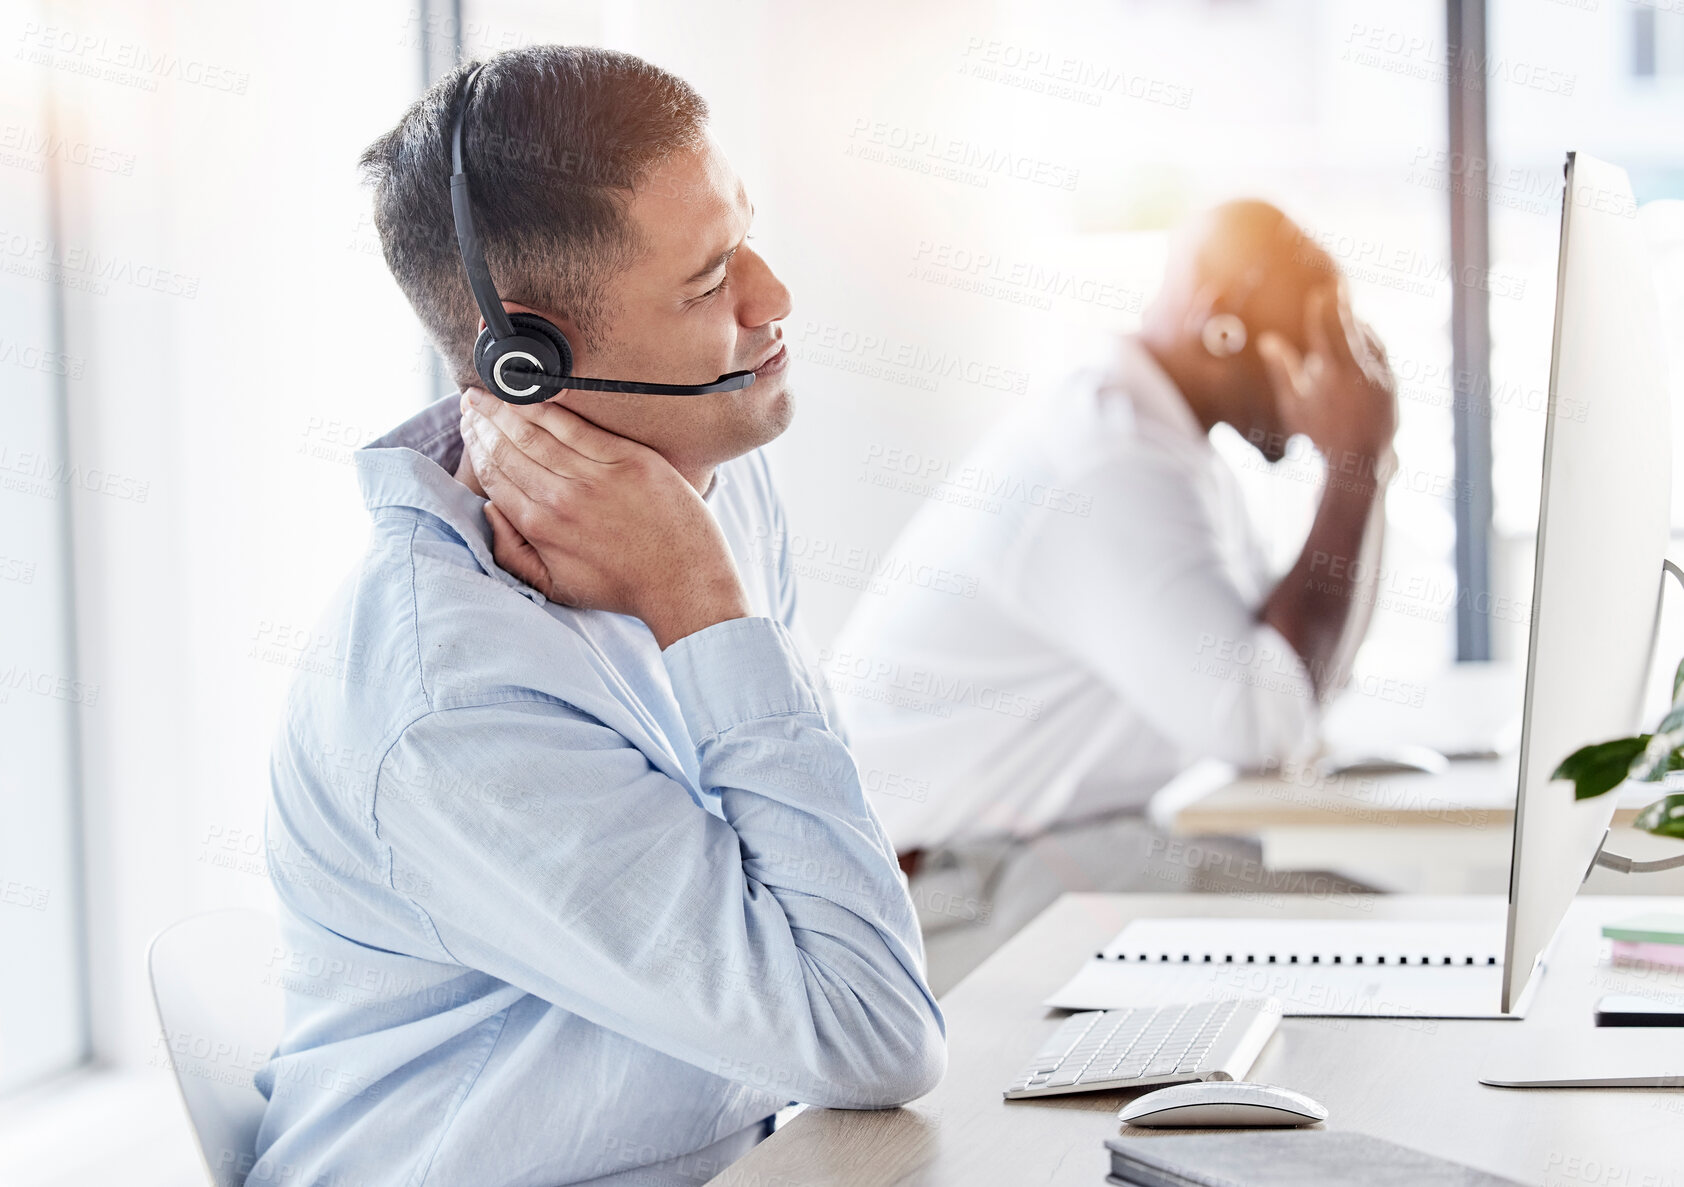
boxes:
[359,46,709,387]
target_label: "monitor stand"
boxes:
[1482,829,1684,1088]
[1480,1027,1684,1088]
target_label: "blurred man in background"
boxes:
[833,201,1398,989]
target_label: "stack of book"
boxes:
[1602,913,1684,969]
[1104,1132,1529,1186]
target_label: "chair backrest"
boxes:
[148,909,283,1187]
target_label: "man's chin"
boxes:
[717,383,793,458]
[748,384,795,445]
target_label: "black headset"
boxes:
[448,64,757,404]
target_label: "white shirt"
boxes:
[829,337,1318,851]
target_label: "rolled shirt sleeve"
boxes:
[372,616,946,1110]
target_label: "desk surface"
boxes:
[710,893,1684,1186]
[1165,757,1645,835]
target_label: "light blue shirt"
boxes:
[252,394,945,1187]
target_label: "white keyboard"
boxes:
[1003,997,1283,1099]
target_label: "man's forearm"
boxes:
[1261,449,1393,696]
[660,615,946,1106]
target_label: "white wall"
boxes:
[18,0,428,1069]
[0,0,86,1093]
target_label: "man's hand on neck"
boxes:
[453,393,716,500]
[454,389,747,648]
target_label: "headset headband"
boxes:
[450,66,514,342]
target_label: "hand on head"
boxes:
[1255,282,1397,468]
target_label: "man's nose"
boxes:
[736,244,792,328]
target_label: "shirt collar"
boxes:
[354,393,732,606]
[355,392,548,602]
[1107,336,1209,446]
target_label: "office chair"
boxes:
[147,909,282,1187]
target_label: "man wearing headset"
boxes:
[254,46,943,1187]
[832,202,1398,987]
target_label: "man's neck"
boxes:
[455,450,488,499]
[1135,332,1220,434]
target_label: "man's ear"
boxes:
[1181,277,1226,340]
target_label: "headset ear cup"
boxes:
[475,314,572,404]
[472,326,500,392]
[507,313,573,380]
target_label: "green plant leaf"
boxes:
[1632,793,1684,839]
[1553,735,1651,800]
[1631,707,1684,782]
[1672,656,1684,707]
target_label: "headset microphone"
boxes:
[448,65,757,404]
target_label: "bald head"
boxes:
[1138,200,1340,461]
[1151,200,1336,354]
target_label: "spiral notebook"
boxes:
[1047,918,1524,1019]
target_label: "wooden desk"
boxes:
[1151,759,1672,894]
[710,893,1684,1186]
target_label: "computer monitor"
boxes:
[1501,152,1672,1014]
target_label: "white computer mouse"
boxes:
[1118,1080,1329,1128]
[1319,744,1449,777]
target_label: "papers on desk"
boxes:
[1048,918,1523,1019]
